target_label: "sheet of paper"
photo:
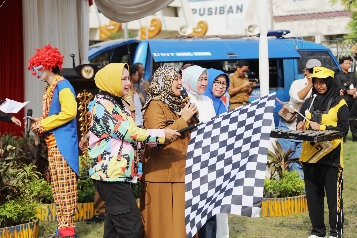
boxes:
[0,98,29,113]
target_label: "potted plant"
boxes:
[261,141,307,217]
[0,133,51,237]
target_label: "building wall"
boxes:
[89,0,352,44]
[89,0,196,40]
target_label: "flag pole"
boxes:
[256,0,269,97]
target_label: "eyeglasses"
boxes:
[213,81,227,88]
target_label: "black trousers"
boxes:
[93,180,141,238]
[198,215,216,238]
[347,101,357,140]
[303,163,343,238]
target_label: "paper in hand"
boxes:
[0,98,29,113]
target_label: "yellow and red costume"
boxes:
[28,45,79,238]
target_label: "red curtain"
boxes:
[0,0,24,136]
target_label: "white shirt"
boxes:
[188,93,216,123]
[133,93,143,127]
[286,77,312,130]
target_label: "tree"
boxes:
[331,0,357,39]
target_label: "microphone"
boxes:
[181,88,200,123]
[177,124,198,134]
[26,109,33,138]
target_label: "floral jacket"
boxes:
[88,94,165,182]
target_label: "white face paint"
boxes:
[32,65,44,78]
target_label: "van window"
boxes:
[89,48,114,68]
[297,51,338,73]
[154,59,284,89]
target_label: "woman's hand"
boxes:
[296,121,305,130]
[11,116,21,126]
[310,121,320,131]
[181,103,198,122]
[164,129,181,143]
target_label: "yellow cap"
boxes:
[310,66,335,78]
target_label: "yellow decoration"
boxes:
[261,195,308,217]
[0,220,39,238]
[191,21,208,36]
[140,18,162,40]
[99,20,122,40]
[36,202,141,222]
[36,203,94,222]
[77,89,93,157]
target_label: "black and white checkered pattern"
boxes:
[185,93,276,237]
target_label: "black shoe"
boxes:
[85,215,104,224]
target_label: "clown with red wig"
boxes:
[28,45,79,238]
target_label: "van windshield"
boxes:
[155,59,284,89]
[297,51,338,73]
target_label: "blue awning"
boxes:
[148,38,300,62]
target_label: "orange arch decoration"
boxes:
[140,18,162,40]
[99,20,122,40]
[191,21,208,36]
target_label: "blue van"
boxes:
[88,31,340,126]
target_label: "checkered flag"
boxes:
[185,93,276,237]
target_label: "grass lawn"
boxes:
[39,133,357,238]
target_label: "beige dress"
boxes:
[141,100,191,238]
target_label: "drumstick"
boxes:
[308,94,317,112]
[289,105,311,123]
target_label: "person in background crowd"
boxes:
[296,67,348,238]
[0,111,21,126]
[277,59,322,179]
[124,64,143,127]
[141,65,198,238]
[334,56,357,142]
[132,62,149,106]
[228,60,256,111]
[87,63,179,238]
[198,68,230,238]
[28,45,79,238]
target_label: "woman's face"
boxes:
[313,78,327,94]
[212,75,228,98]
[171,73,182,97]
[196,73,208,94]
[122,68,131,96]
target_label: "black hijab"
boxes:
[311,76,340,112]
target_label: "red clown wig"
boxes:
[28,44,64,71]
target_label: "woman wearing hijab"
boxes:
[296,67,349,238]
[204,68,230,115]
[87,63,180,238]
[182,65,216,122]
[197,68,230,238]
[141,65,198,238]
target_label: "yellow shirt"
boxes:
[299,99,346,168]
